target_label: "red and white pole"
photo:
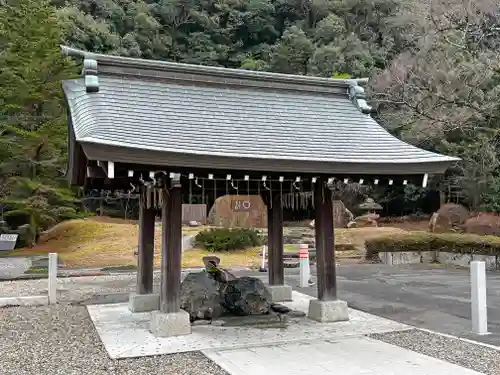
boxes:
[299,243,310,287]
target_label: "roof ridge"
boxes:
[60,45,368,90]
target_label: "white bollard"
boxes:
[48,253,58,305]
[299,244,310,287]
[471,261,488,335]
[259,245,267,272]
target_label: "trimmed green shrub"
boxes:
[195,228,262,252]
[365,231,500,259]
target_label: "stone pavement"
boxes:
[203,337,481,375]
[86,289,494,374]
[86,291,409,359]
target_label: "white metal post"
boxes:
[48,253,58,305]
[299,244,310,287]
[259,245,267,272]
[471,260,488,335]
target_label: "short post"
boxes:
[48,253,58,305]
[471,261,488,335]
[299,244,310,287]
[259,245,268,272]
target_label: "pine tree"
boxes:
[0,0,80,244]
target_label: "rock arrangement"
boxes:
[428,203,469,233]
[180,271,284,322]
[283,228,315,245]
[464,213,500,236]
[347,213,380,228]
[207,195,267,228]
[180,259,303,324]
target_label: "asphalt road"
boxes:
[246,264,500,347]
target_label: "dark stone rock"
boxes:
[203,256,237,283]
[180,272,224,322]
[219,276,272,316]
[180,272,305,323]
[207,267,237,284]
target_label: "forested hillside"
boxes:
[1,0,500,241]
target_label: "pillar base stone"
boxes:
[150,310,191,337]
[128,293,159,313]
[307,299,349,322]
[267,285,293,302]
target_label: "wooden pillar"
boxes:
[314,178,337,301]
[160,179,183,313]
[267,193,284,285]
[136,187,156,294]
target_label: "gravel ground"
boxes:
[0,271,225,304]
[0,273,161,303]
[369,329,500,375]
[0,304,228,375]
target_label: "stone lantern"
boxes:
[358,198,382,214]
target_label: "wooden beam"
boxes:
[85,165,106,179]
[107,161,115,179]
[314,178,337,300]
[136,186,156,294]
[267,193,284,285]
[160,178,183,313]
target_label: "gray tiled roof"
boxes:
[63,77,458,165]
[61,46,459,175]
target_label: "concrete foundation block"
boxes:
[128,293,159,313]
[267,285,293,302]
[150,310,191,337]
[307,299,349,323]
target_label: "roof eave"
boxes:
[77,140,458,176]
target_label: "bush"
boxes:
[195,228,262,252]
[365,231,500,258]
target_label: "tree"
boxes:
[0,0,82,240]
[270,25,314,74]
[309,33,374,77]
[371,0,500,210]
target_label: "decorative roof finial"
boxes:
[348,81,372,114]
[83,58,99,93]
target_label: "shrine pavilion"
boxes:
[61,45,460,337]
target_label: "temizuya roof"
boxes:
[61,46,459,176]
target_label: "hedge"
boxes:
[195,228,262,252]
[365,231,500,258]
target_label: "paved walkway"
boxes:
[203,337,481,375]
[86,291,409,359]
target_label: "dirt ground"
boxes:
[5,217,421,269]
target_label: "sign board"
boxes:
[232,199,252,212]
[0,233,18,251]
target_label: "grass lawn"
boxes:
[5,218,408,269]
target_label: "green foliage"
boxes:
[271,26,314,75]
[365,232,500,258]
[195,228,262,252]
[0,0,81,245]
[3,0,500,230]
[2,177,82,232]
